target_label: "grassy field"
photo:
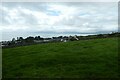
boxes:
[2,37,119,78]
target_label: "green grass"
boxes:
[2,37,119,78]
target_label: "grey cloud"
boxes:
[18,12,39,25]
[1,2,118,34]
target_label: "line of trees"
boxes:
[1,32,120,48]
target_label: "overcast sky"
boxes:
[0,2,118,35]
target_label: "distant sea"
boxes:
[1,32,95,41]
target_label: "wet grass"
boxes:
[2,37,119,78]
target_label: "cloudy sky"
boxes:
[0,2,118,40]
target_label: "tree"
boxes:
[39,37,44,40]
[69,36,76,41]
[35,36,44,40]
[19,37,24,40]
[17,37,24,41]
[97,34,103,38]
[52,37,57,39]
[38,36,41,40]
[58,36,63,38]
[35,36,39,40]
[12,38,16,42]
[25,36,34,43]
[11,38,16,45]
